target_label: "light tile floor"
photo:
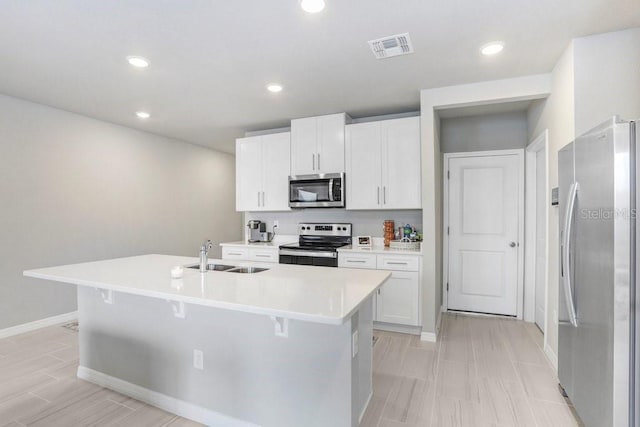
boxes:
[362,313,584,427]
[0,324,202,426]
[0,314,582,426]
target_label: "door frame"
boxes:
[443,149,525,319]
[524,130,549,328]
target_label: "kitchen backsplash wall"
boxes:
[245,210,422,238]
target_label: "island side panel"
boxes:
[352,295,373,425]
[77,287,357,427]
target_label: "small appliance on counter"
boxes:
[247,220,276,243]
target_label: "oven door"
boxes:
[289,173,344,208]
[279,249,338,267]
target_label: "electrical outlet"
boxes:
[193,349,204,370]
[273,220,279,229]
[352,331,359,358]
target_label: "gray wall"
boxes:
[440,111,528,153]
[0,94,242,330]
[573,27,640,135]
[526,43,575,359]
[526,26,640,360]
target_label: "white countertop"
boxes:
[24,254,390,325]
[220,236,297,248]
[337,245,422,256]
[220,241,282,248]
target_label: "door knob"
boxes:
[509,241,517,248]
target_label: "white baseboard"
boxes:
[359,392,373,424]
[0,311,78,339]
[417,308,444,343]
[77,366,257,427]
[420,332,437,342]
[544,343,558,371]
[436,307,443,334]
[374,322,421,335]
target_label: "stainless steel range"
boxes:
[279,223,352,267]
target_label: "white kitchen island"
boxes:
[24,254,390,427]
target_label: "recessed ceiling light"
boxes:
[136,111,150,119]
[481,42,504,56]
[300,0,325,13]
[127,56,150,68]
[267,83,283,93]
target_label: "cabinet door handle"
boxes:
[383,186,387,204]
[347,259,366,263]
[228,252,243,256]
[377,187,380,205]
[256,254,271,258]
[312,154,315,170]
[377,288,381,294]
[387,261,408,265]
[317,153,321,171]
[262,192,265,207]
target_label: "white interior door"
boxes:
[534,148,546,329]
[447,153,520,316]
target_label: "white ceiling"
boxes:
[1,1,638,153]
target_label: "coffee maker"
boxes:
[247,220,274,243]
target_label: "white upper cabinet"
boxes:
[381,117,422,209]
[291,113,348,175]
[236,136,263,211]
[345,121,382,209]
[261,133,291,211]
[236,132,291,212]
[345,116,421,210]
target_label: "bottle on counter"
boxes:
[383,220,395,247]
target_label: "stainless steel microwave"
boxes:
[289,173,345,208]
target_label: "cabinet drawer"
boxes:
[376,255,419,271]
[338,253,377,269]
[222,247,249,260]
[248,248,278,263]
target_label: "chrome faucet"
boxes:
[199,240,213,273]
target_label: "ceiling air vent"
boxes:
[368,33,414,59]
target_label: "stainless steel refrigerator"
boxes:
[558,117,638,427]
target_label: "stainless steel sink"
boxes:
[227,267,269,274]
[186,263,236,272]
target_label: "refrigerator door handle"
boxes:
[562,181,580,327]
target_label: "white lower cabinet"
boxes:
[338,251,421,327]
[337,252,377,269]
[221,247,249,260]
[221,246,279,263]
[248,248,279,263]
[376,271,420,326]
